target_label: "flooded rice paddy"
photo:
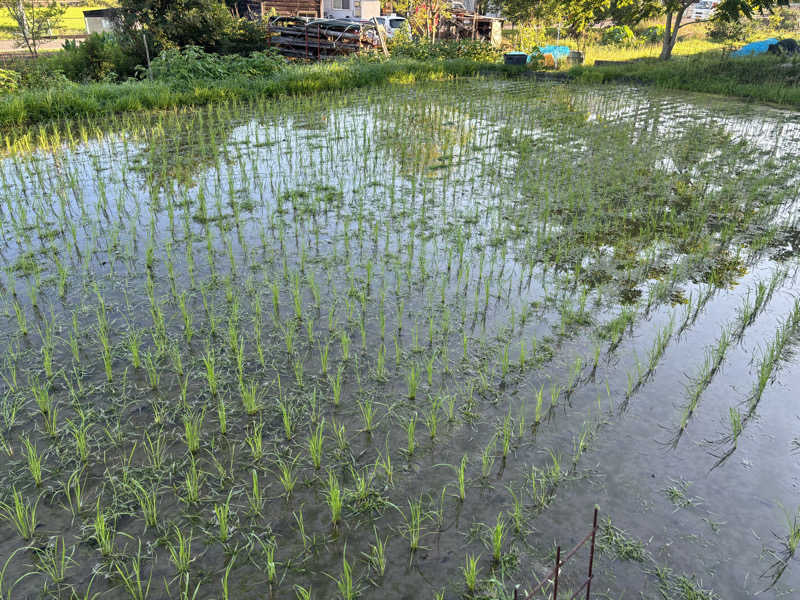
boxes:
[1,79,800,599]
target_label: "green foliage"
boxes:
[0,68,19,93]
[511,22,547,53]
[389,39,502,62]
[706,16,753,43]
[54,34,135,82]
[572,54,800,107]
[640,25,665,43]
[0,57,519,129]
[769,7,799,31]
[601,24,636,45]
[16,61,74,90]
[603,0,661,28]
[146,46,286,84]
[116,0,238,55]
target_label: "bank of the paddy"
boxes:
[570,53,800,109]
[0,58,525,131]
[3,52,799,133]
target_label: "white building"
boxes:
[323,0,381,20]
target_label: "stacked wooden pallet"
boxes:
[267,17,374,59]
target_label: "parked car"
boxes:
[371,15,407,38]
[691,1,718,20]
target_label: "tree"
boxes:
[659,0,784,60]
[1,0,66,57]
[603,0,661,27]
[499,0,609,36]
[115,0,237,56]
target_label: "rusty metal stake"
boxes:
[586,507,598,600]
[553,546,561,600]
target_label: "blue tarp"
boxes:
[536,45,571,61]
[732,38,778,57]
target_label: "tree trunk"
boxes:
[660,11,673,60]
[660,5,687,60]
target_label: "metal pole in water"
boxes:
[586,508,598,600]
[553,546,561,600]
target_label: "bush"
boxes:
[601,25,636,46]
[640,25,665,44]
[16,62,75,90]
[769,8,800,32]
[706,18,752,43]
[52,34,136,83]
[0,69,20,93]
[146,46,286,85]
[511,23,546,54]
[389,39,502,62]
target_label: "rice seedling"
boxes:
[245,421,265,460]
[279,398,295,441]
[456,454,468,501]
[34,535,73,586]
[405,414,417,457]
[403,497,425,553]
[324,470,344,526]
[183,409,205,454]
[22,436,44,487]
[363,527,388,577]
[240,380,262,415]
[308,419,325,469]
[182,457,204,505]
[489,513,506,564]
[167,525,194,575]
[276,455,298,498]
[462,554,480,593]
[128,479,159,529]
[213,491,234,542]
[425,396,442,441]
[92,501,115,556]
[406,365,418,400]
[114,542,152,600]
[358,397,375,433]
[0,487,38,540]
[334,545,355,600]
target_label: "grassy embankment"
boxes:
[0,58,523,131]
[570,53,800,108]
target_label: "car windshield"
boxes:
[389,18,406,28]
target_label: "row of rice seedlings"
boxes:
[711,298,800,468]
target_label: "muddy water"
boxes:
[0,79,798,599]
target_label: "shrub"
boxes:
[52,34,135,83]
[0,69,20,93]
[601,25,636,46]
[16,62,75,90]
[146,46,286,85]
[512,22,546,54]
[389,39,501,62]
[640,25,665,44]
[769,8,800,32]
[706,17,752,43]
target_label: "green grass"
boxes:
[0,6,107,39]
[0,57,526,130]
[570,53,800,108]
